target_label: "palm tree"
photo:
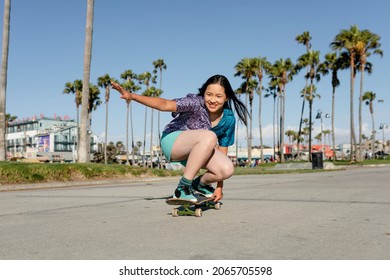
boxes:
[86,83,101,157]
[330,25,380,162]
[88,83,101,125]
[314,133,322,143]
[356,29,383,161]
[97,74,113,164]
[268,58,295,163]
[121,70,140,165]
[331,26,383,162]
[317,52,346,162]
[0,0,11,161]
[323,129,332,150]
[136,141,142,155]
[116,141,124,155]
[63,80,83,156]
[296,31,312,51]
[64,80,100,159]
[285,130,296,146]
[331,26,359,161]
[301,118,311,145]
[301,84,321,150]
[295,50,321,161]
[153,59,167,168]
[246,78,258,165]
[237,79,257,165]
[5,113,17,156]
[137,71,155,167]
[79,0,95,163]
[234,58,258,166]
[234,88,244,162]
[295,31,312,161]
[362,91,377,157]
[145,85,159,168]
[63,80,83,128]
[252,57,270,164]
[5,113,17,127]
[265,85,278,160]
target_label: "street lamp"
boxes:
[316,110,330,154]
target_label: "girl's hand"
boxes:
[213,187,223,202]
[110,81,133,101]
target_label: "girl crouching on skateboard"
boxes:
[111,74,248,203]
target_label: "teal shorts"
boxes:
[161,131,187,166]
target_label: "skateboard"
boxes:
[166,194,222,217]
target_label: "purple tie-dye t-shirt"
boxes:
[162,94,211,136]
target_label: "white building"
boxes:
[6,115,98,162]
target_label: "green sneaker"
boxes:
[173,185,197,202]
[192,182,215,198]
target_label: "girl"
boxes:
[111,74,248,202]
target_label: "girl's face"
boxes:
[204,84,228,114]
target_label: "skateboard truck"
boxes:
[166,195,222,217]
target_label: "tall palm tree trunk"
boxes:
[258,88,263,164]
[0,0,11,161]
[276,93,280,161]
[296,97,306,160]
[235,119,239,164]
[349,57,357,162]
[308,82,314,162]
[308,99,313,160]
[358,64,365,162]
[142,107,147,167]
[158,71,163,169]
[104,100,108,164]
[157,111,162,168]
[76,106,80,159]
[272,94,276,160]
[149,108,154,168]
[279,89,286,163]
[130,102,135,165]
[331,87,336,162]
[370,108,375,158]
[125,101,129,165]
[79,0,94,163]
[297,80,308,161]
[249,101,253,165]
[244,92,250,165]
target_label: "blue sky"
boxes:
[1,0,389,149]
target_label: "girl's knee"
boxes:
[201,130,217,147]
[225,162,234,178]
[219,161,234,180]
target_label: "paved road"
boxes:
[0,166,389,260]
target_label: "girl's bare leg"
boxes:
[170,130,234,183]
[170,130,217,180]
[200,148,234,184]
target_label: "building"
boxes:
[6,114,98,162]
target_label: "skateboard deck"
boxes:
[166,194,221,217]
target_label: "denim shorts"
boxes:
[161,131,187,166]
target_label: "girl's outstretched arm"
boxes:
[111,81,177,112]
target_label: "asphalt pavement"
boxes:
[0,165,389,260]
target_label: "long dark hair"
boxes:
[198,74,249,126]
